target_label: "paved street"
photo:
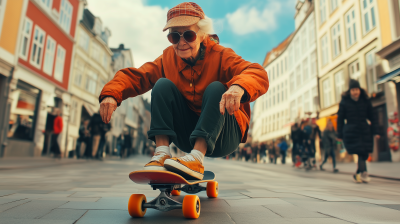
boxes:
[0,156,399,224]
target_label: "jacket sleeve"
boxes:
[367,99,379,135]
[337,101,345,139]
[220,48,269,103]
[99,55,164,105]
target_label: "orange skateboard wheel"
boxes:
[206,181,218,198]
[128,194,147,217]
[182,195,200,219]
[171,189,181,196]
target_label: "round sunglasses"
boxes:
[167,30,197,44]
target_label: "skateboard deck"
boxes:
[129,170,215,185]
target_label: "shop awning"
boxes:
[82,103,97,116]
[376,67,400,84]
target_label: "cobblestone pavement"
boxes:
[0,156,399,224]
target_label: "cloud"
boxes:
[86,0,170,68]
[226,0,292,35]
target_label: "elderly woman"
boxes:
[99,2,269,180]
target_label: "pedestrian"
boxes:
[259,142,267,163]
[337,79,380,183]
[251,142,259,163]
[291,123,302,166]
[117,133,125,158]
[277,137,288,164]
[123,128,132,157]
[268,141,277,164]
[309,118,322,167]
[88,112,103,159]
[76,120,90,158]
[320,120,338,172]
[98,118,111,159]
[99,2,269,180]
[51,108,63,158]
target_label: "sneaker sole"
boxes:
[164,159,204,180]
[143,166,167,171]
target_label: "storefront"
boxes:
[6,80,41,156]
[0,63,12,157]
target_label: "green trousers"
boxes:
[147,78,242,157]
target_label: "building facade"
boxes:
[315,0,393,161]
[67,7,113,155]
[3,0,82,157]
[252,0,318,145]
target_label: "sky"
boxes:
[86,0,297,100]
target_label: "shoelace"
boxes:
[150,152,168,162]
[180,154,196,162]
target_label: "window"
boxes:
[303,57,309,81]
[19,18,33,60]
[294,38,300,62]
[43,36,56,75]
[272,67,275,80]
[70,100,78,125]
[321,34,329,66]
[331,22,342,58]
[280,60,283,75]
[103,54,109,69]
[297,96,303,116]
[312,86,318,111]
[285,56,287,71]
[301,28,307,52]
[309,17,315,46]
[86,71,98,94]
[285,80,288,100]
[334,70,345,102]
[330,0,338,13]
[366,48,381,93]
[288,47,294,69]
[304,91,310,113]
[319,0,327,25]
[54,45,66,82]
[296,65,302,87]
[74,61,84,87]
[277,85,280,104]
[39,0,53,10]
[59,0,73,33]
[360,0,376,35]
[323,78,332,108]
[290,73,295,91]
[273,87,276,105]
[277,63,279,77]
[7,81,40,141]
[310,51,317,77]
[91,43,100,62]
[281,83,284,102]
[349,59,360,80]
[79,29,90,51]
[291,100,296,121]
[30,25,46,68]
[345,8,357,48]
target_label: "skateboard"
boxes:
[128,170,218,219]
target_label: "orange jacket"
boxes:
[99,36,269,142]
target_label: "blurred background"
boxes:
[0,0,399,166]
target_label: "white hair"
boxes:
[197,16,214,35]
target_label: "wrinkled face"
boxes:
[169,24,202,59]
[350,88,360,99]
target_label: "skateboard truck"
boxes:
[144,185,182,212]
[180,183,206,194]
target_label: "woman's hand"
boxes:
[219,85,244,115]
[100,97,117,124]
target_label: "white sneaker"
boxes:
[360,172,370,183]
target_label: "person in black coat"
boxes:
[337,79,380,183]
[290,123,302,165]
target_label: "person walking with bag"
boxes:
[337,79,379,183]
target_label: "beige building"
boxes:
[252,0,318,144]
[315,0,393,161]
[67,8,113,154]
